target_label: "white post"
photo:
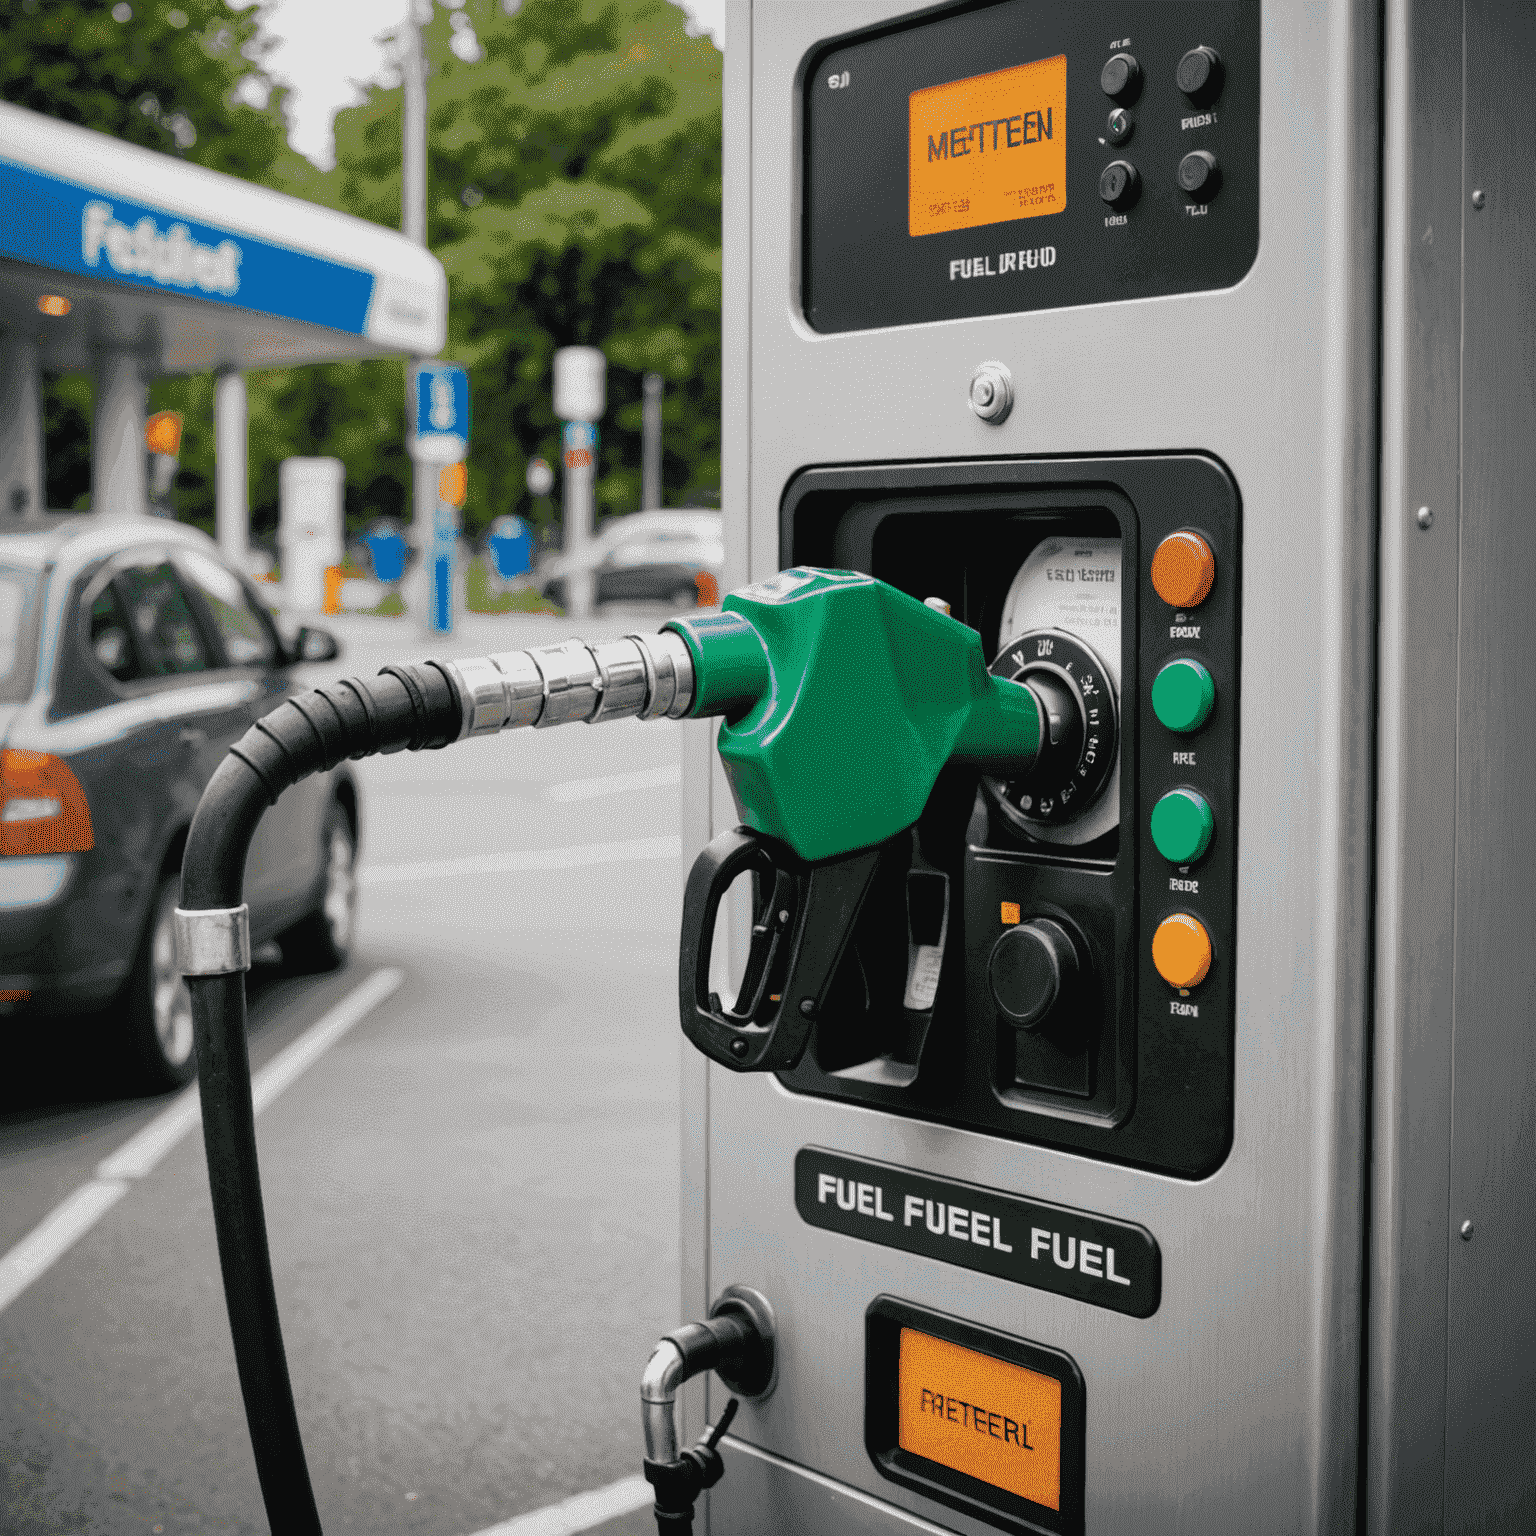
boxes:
[0,333,45,522]
[641,372,663,511]
[553,345,606,621]
[92,351,147,520]
[215,369,248,566]
[400,0,438,627]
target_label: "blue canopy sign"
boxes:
[0,157,375,335]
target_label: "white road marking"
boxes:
[546,763,682,802]
[360,836,681,885]
[0,1179,130,1315]
[0,966,403,1317]
[464,1474,651,1536]
[250,967,402,1114]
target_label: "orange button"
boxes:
[1150,530,1216,608]
[1151,913,1213,988]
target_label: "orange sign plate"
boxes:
[897,1326,1062,1511]
[908,55,1068,237]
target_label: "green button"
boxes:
[1151,658,1216,733]
[1151,789,1215,864]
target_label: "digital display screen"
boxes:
[908,54,1067,237]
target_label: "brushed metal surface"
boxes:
[695,2,1384,1530]
[712,1437,967,1535]
[1442,4,1536,1529]
[1365,1,1463,1530]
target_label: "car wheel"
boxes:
[280,800,356,974]
[125,875,198,1091]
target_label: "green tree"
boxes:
[0,0,300,516]
[255,0,723,543]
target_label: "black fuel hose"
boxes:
[180,662,462,1534]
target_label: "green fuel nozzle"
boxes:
[665,569,1046,1075]
[667,568,1043,863]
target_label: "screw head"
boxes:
[798,998,817,1019]
[1471,189,1486,209]
[1460,1219,1474,1240]
[968,361,1014,424]
[729,1036,749,1058]
[1416,505,1434,530]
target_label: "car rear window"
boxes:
[0,564,43,703]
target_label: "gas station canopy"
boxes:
[0,100,446,373]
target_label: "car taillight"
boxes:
[0,749,95,856]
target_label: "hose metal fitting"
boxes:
[448,631,695,741]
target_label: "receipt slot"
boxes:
[682,1,1536,1532]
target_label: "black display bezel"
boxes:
[801,0,1260,333]
[865,1295,1086,1535]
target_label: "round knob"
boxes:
[1152,658,1216,733]
[1178,149,1220,200]
[1176,45,1224,105]
[1105,107,1134,146]
[1152,913,1213,989]
[1150,530,1216,608]
[989,918,1080,1029]
[1151,788,1215,864]
[1100,53,1142,102]
[985,629,1118,833]
[1099,160,1141,211]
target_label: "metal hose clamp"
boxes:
[175,904,252,976]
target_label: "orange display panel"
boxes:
[908,55,1067,237]
[897,1326,1063,1511]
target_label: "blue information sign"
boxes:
[0,158,375,334]
[413,364,471,464]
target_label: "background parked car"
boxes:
[0,514,358,1091]
[536,509,723,610]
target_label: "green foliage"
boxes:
[0,0,293,179]
[254,0,723,540]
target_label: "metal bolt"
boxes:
[968,361,1014,424]
[1460,1219,1474,1240]
[1416,505,1434,530]
[1472,189,1486,209]
[730,1037,749,1058]
[798,998,817,1019]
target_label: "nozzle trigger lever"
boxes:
[679,827,880,1072]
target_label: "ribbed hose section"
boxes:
[180,661,461,1536]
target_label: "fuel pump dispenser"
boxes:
[184,0,1536,1531]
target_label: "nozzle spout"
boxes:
[446,630,696,739]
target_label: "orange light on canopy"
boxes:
[36,294,72,317]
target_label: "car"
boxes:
[536,509,723,610]
[0,513,358,1091]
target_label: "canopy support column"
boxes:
[216,369,249,566]
[92,350,147,520]
[0,332,45,523]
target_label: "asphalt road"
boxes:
[1,609,691,1535]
